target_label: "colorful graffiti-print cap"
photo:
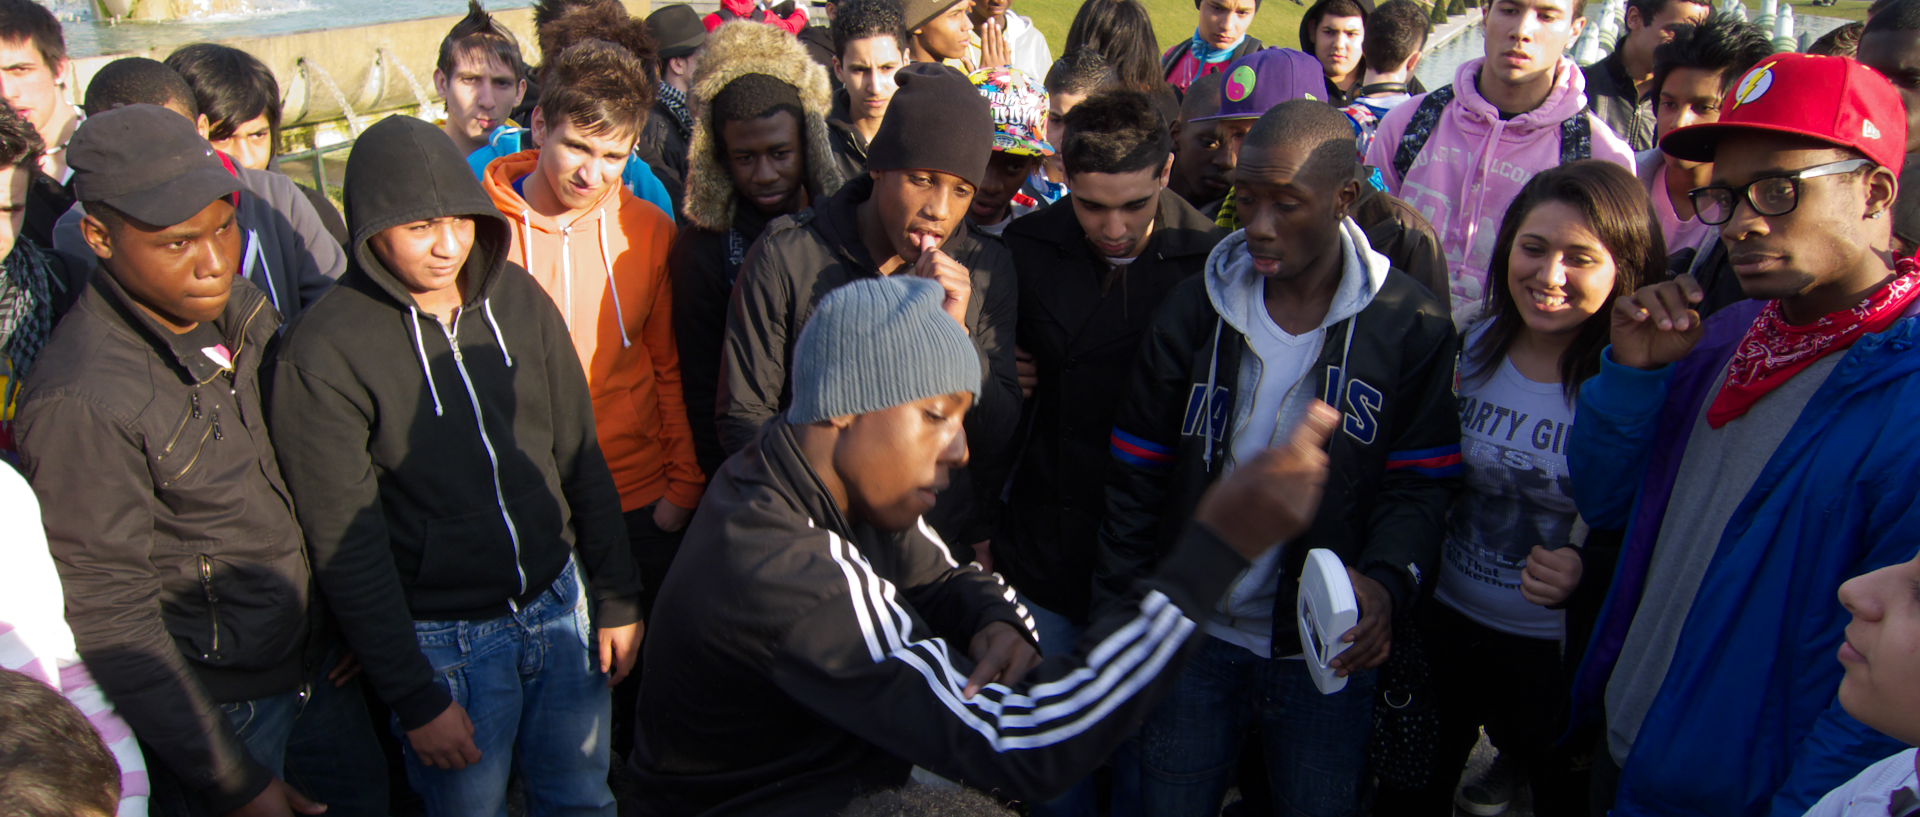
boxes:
[970,67,1055,157]
[1192,48,1327,123]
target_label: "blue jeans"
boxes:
[1021,596,1096,817]
[149,650,384,817]
[399,562,615,817]
[1122,635,1378,817]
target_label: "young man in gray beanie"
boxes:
[718,62,1018,564]
[636,274,1344,816]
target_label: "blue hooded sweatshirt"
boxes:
[1568,299,1920,816]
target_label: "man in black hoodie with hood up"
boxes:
[270,114,642,816]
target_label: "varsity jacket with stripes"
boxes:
[631,418,1253,816]
[1093,223,1462,652]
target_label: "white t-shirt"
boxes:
[1205,304,1324,658]
[1433,345,1574,640]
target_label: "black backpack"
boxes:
[1389,85,1594,180]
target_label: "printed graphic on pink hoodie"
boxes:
[1367,57,1633,322]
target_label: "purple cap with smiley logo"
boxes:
[1192,48,1328,123]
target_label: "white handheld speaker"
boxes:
[1297,548,1360,695]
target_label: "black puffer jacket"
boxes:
[18,271,308,813]
[717,174,1021,553]
[270,115,640,730]
[998,190,1224,622]
[1094,225,1461,651]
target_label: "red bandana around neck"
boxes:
[1707,259,1920,428]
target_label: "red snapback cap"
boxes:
[1660,53,1907,176]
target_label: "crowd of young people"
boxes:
[4,0,1920,816]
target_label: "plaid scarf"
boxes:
[658,82,694,142]
[1708,259,1920,428]
[0,240,61,409]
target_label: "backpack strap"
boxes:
[1160,40,1190,80]
[1391,85,1455,181]
[1559,107,1595,164]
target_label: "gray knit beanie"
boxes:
[788,276,981,424]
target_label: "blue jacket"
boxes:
[466,125,675,222]
[1568,300,1920,817]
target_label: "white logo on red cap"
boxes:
[1866,120,1883,140]
[1733,61,1776,108]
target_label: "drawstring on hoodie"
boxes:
[407,306,445,417]
[518,206,634,349]
[1202,318,1224,469]
[483,298,514,367]
[598,217,632,348]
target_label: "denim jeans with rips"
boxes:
[397,561,615,817]
[1119,635,1378,817]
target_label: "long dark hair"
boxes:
[1063,0,1164,94]
[1468,160,1665,401]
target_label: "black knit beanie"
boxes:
[866,63,993,188]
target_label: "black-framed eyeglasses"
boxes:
[1687,158,1875,226]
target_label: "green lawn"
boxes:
[1024,0,1311,63]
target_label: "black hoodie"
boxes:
[269,115,641,730]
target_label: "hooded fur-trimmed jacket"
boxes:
[674,21,849,476]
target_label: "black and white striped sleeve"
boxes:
[768,521,1248,801]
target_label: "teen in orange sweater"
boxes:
[480,40,704,602]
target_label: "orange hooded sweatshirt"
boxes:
[483,150,704,512]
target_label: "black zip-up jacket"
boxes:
[1093,228,1461,651]
[632,418,1253,816]
[999,190,1224,622]
[826,90,870,182]
[717,174,1021,551]
[17,272,309,813]
[269,115,641,730]
[672,201,778,477]
[1582,50,1655,151]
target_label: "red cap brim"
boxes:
[1661,119,1873,165]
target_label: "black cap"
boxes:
[867,63,993,188]
[69,104,241,228]
[647,4,707,60]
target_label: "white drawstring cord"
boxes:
[598,215,632,348]
[483,298,514,368]
[407,306,444,417]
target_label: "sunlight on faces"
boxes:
[0,164,28,261]
[1315,14,1365,82]
[0,37,63,137]
[1506,200,1619,336]
[835,37,905,121]
[969,0,1011,23]
[1655,66,1727,171]
[1623,0,1708,74]
[1837,553,1920,747]
[917,1,974,61]
[369,216,475,298]
[83,199,241,332]
[970,151,1039,223]
[1069,159,1169,259]
[872,168,976,263]
[434,47,525,149]
[1233,139,1353,280]
[1199,0,1259,50]
[208,114,273,171]
[1172,116,1232,203]
[722,109,809,217]
[531,110,635,214]
[1482,0,1585,88]
[830,392,972,533]
[1858,29,1920,154]
[1709,136,1891,302]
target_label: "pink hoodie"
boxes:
[1366,57,1633,321]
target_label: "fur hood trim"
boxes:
[685,21,847,232]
